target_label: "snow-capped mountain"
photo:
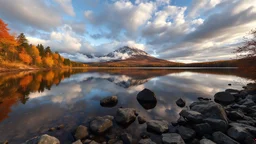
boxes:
[105,46,149,58]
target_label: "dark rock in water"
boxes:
[74,125,89,140]
[90,116,113,134]
[212,131,239,144]
[200,139,216,144]
[179,109,203,123]
[190,101,228,123]
[140,132,150,139]
[228,84,232,86]
[194,123,212,136]
[204,118,228,132]
[177,126,196,141]
[100,96,118,107]
[225,89,240,95]
[120,133,132,144]
[227,111,245,120]
[137,89,157,110]
[138,115,146,124]
[214,91,235,104]
[162,133,185,144]
[198,97,211,101]
[177,116,187,125]
[138,138,156,144]
[73,140,83,144]
[24,134,60,144]
[115,108,136,125]
[227,126,252,142]
[176,98,186,107]
[147,120,169,134]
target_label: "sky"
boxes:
[0,0,256,63]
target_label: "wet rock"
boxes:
[83,139,92,144]
[115,108,136,125]
[204,118,228,132]
[199,139,216,144]
[225,89,240,95]
[120,133,132,144]
[212,131,239,144]
[140,132,150,139]
[0,140,8,144]
[147,120,169,133]
[228,84,232,86]
[89,141,99,144]
[179,109,203,123]
[198,97,211,101]
[56,124,64,130]
[214,91,235,104]
[137,88,156,102]
[90,116,113,134]
[74,125,89,140]
[138,138,156,144]
[24,134,60,144]
[227,126,252,142]
[176,98,186,107]
[72,140,83,144]
[248,94,256,103]
[48,127,56,132]
[108,139,119,144]
[177,116,187,125]
[227,111,244,120]
[100,96,118,107]
[137,99,157,110]
[138,115,146,124]
[194,123,212,136]
[162,133,185,144]
[113,140,123,144]
[190,101,228,122]
[229,123,256,137]
[177,126,196,141]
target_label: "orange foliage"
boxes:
[53,53,59,60]
[0,19,18,51]
[45,71,54,82]
[43,56,54,67]
[19,48,32,64]
[19,75,33,90]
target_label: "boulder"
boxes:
[194,123,212,136]
[229,123,256,137]
[225,89,240,95]
[138,138,156,144]
[90,116,113,134]
[176,98,186,107]
[204,118,228,132]
[179,110,203,123]
[227,126,252,142]
[147,120,169,133]
[199,139,216,144]
[162,133,185,144]
[115,108,136,125]
[138,115,146,124]
[212,131,239,144]
[100,96,118,107]
[74,125,89,140]
[137,88,157,102]
[190,101,228,122]
[227,111,244,120]
[24,134,60,144]
[140,132,151,139]
[177,126,196,141]
[214,92,235,104]
[120,133,132,144]
[72,140,83,144]
[89,141,99,144]
[177,116,187,125]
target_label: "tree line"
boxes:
[0,19,87,68]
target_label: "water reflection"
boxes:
[0,69,254,143]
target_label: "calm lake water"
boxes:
[0,69,253,143]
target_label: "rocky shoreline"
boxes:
[4,83,256,144]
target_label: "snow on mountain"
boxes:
[105,46,149,58]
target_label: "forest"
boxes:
[0,19,87,71]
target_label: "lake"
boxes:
[0,68,254,143]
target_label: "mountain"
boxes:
[105,46,149,58]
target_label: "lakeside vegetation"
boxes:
[0,19,87,71]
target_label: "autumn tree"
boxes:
[19,48,32,64]
[43,55,54,67]
[30,45,42,65]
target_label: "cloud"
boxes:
[54,0,75,16]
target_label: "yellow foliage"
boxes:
[19,48,32,64]
[43,56,54,67]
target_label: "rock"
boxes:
[177,116,187,125]
[179,109,203,123]
[137,88,157,102]
[227,126,252,142]
[137,99,157,110]
[72,140,83,144]
[200,139,216,144]
[74,125,89,140]
[198,97,211,101]
[162,133,185,144]
[204,118,228,132]
[212,131,239,144]
[147,120,169,133]
[229,123,256,137]
[214,91,235,104]
[190,101,228,122]
[225,89,240,95]
[113,140,123,144]
[108,139,119,144]
[194,123,212,136]
[227,111,244,120]
[120,133,132,144]
[228,84,232,86]
[140,132,150,139]
[90,116,113,134]
[0,140,8,144]
[138,115,146,124]
[138,138,156,144]
[177,126,196,141]
[248,94,256,103]
[176,98,186,107]
[24,134,60,144]
[56,124,64,130]
[48,127,56,132]
[89,141,99,144]
[115,108,136,125]
[100,96,118,107]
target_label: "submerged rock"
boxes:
[74,125,89,140]
[147,120,169,134]
[90,116,113,134]
[24,134,60,144]
[176,98,186,107]
[162,133,185,144]
[115,108,136,125]
[100,96,118,107]
[214,91,235,104]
